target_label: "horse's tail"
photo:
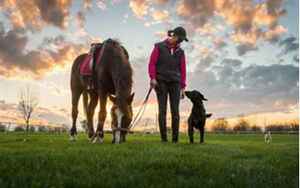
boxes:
[82,91,89,119]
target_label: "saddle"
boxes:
[79,39,129,90]
[79,43,103,90]
[80,43,103,76]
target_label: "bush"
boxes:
[266,124,290,132]
[53,127,68,133]
[14,126,25,132]
[290,120,299,131]
[38,126,47,132]
[0,123,6,132]
[251,125,261,132]
[211,118,229,132]
[233,118,250,132]
[29,126,35,132]
[60,124,69,133]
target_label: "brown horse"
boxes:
[70,39,134,144]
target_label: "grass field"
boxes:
[0,132,298,188]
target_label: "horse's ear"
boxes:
[109,95,117,103]
[127,93,135,104]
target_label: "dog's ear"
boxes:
[199,93,208,101]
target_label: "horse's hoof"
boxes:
[92,136,103,144]
[88,134,94,139]
[88,136,94,142]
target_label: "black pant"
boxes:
[155,80,181,142]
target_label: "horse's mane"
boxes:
[102,39,133,97]
[103,39,129,62]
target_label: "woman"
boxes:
[148,26,188,143]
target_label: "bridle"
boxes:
[112,88,153,133]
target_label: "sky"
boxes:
[0,0,299,119]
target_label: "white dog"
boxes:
[264,131,272,144]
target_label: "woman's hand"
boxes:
[150,79,158,89]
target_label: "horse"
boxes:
[70,39,134,144]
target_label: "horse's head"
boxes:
[109,93,135,143]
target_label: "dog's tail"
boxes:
[206,113,212,118]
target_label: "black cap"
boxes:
[170,26,189,42]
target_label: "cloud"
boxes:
[279,36,297,46]
[0,102,71,126]
[221,58,243,68]
[83,0,93,10]
[236,43,258,56]
[0,27,87,79]
[154,31,167,39]
[197,46,216,59]
[129,0,149,19]
[176,0,215,31]
[96,0,107,10]
[263,25,287,43]
[278,36,299,55]
[35,0,72,29]
[213,38,227,49]
[129,0,170,19]
[293,55,299,63]
[196,55,215,71]
[0,0,73,31]
[130,56,152,104]
[189,60,298,116]
[76,11,86,29]
[151,10,169,22]
[154,0,169,4]
[175,0,287,55]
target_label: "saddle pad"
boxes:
[80,44,105,76]
[80,55,92,75]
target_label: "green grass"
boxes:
[0,132,298,188]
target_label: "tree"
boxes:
[211,118,229,132]
[233,118,250,132]
[15,126,25,132]
[18,86,38,133]
[290,120,299,131]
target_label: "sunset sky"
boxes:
[0,0,298,119]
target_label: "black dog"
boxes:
[185,90,212,143]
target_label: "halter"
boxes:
[111,88,153,133]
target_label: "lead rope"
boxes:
[128,88,153,130]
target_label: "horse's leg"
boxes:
[112,130,116,144]
[93,93,107,144]
[70,88,82,141]
[87,91,98,139]
[121,131,126,143]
